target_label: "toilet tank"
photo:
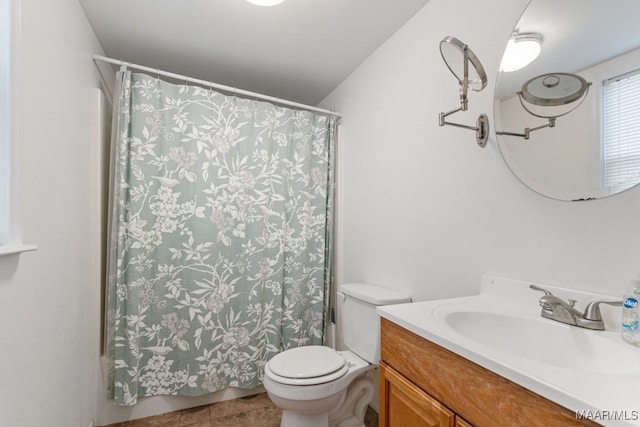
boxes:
[340,283,411,364]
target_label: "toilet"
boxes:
[263,283,411,427]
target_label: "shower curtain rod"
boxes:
[92,54,342,118]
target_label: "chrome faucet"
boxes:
[529,284,622,330]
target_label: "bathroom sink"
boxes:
[444,311,640,375]
[377,275,640,426]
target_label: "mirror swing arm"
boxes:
[438,37,489,148]
[495,111,556,140]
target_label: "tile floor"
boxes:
[104,393,379,427]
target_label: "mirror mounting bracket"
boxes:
[439,109,489,147]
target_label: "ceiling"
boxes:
[79,0,431,105]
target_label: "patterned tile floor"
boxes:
[103,393,379,427]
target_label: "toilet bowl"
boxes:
[264,347,373,427]
[263,283,411,427]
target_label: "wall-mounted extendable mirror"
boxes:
[494,0,640,201]
[439,36,489,147]
[496,72,591,140]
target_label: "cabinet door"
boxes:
[455,416,474,427]
[379,362,454,427]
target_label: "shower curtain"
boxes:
[105,71,335,405]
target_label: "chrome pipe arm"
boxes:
[439,117,480,132]
[496,117,556,140]
[439,105,465,126]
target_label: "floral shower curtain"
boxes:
[105,71,335,405]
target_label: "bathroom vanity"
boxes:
[377,275,640,427]
[379,318,595,426]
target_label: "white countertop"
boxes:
[376,274,640,427]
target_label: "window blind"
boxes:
[603,68,640,195]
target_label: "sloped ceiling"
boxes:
[80,0,431,105]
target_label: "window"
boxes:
[602,68,640,195]
[0,0,35,255]
[0,0,10,245]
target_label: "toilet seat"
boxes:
[266,346,348,386]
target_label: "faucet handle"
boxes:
[583,299,622,321]
[529,284,554,296]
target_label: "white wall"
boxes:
[321,0,640,307]
[0,0,109,426]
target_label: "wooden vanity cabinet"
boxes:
[379,318,599,427]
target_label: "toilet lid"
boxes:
[268,346,346,379]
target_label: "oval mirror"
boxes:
[494,0,640,201]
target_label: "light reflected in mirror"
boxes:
[494,0,640,201]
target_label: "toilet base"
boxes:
[281,411,329,427]
[276,374,375,427]
[328,376,375,427]
[273,388,346,427]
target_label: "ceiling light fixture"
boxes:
[500,32,543,72]
[245,0,287,6]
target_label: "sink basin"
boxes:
[444,311,640,375]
